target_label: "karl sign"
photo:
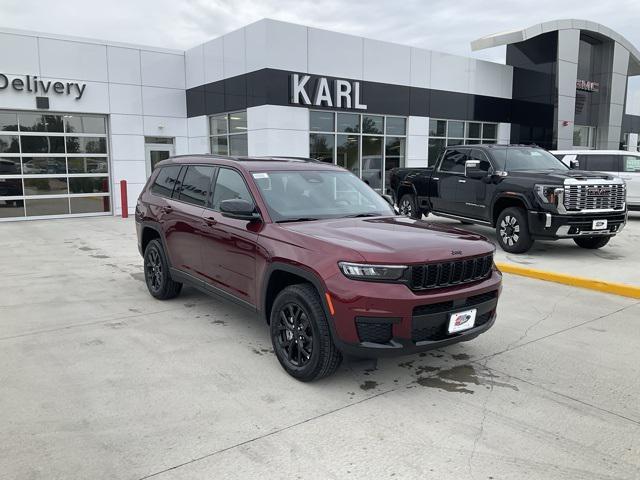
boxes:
[576,79,599,93]
[290,73,367,110]
[0,73,87,100]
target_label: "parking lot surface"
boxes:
[427,212,640,287]
[1,217,639,480]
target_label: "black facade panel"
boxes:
[409,87,430,117]
[470,96,512,123]
[429,90,469,119]
[361,82,412,116]
[223,75,247,111]
[186,87,206,117]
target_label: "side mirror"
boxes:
[569,159,580,169]
[220,199,260,221]
[465,160,486,179]
[380,193,399,215]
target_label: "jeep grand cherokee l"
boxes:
[136,156,502,381]
[390,145,627,253]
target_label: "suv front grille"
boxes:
[409,254,493,290]
[563,184,625,212]
[355,319,393,344]
[412,312,492,342]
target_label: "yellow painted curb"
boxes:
[495,262,640,299]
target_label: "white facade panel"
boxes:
[247,105,309,131]
[185,45,205,89]
[141,87,186,117]
[188,136,210,154]
[143,115,188,137]
[110,114,144,135]
[108,83,143,114]
[469,60,513,99]
[223,28,246,78]
[40,78,109,113]
[363,39,411,86]
[107,46,141,85]
[203,37,224,83]
[110,134,145,161]
[245,19,308,73]
[308,28,363,79]
[430,52,470,93]
[248,128,309,157]
[187,115,209,138]
[175,136,189,155]
[0,32,40,74]
[112,160,147,184]
[141,51,185,89]
[38,38,108,82]
[410,48,431,88]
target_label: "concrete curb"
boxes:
[495,262,640,299]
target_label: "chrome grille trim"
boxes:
[563,183,626,212]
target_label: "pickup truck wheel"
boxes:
[574,236,610,249]
[270,284,342,382]
[496,207,534,253]
[143,239,183,300]
[399,194,421,219]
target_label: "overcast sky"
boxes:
[2,0,640,111]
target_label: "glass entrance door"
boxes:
[145,137,175,177]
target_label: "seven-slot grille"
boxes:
[409,254,493,290]
[563,184,625,212]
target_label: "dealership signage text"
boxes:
[0,74,87,100]
[290,74,367,110]
[576,79,599,93]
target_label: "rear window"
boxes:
[177,166,215,207]
[151,166,181,198]
[576,155,618,172]
[622,156,640,173]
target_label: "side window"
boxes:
[439,148,467,174]
[622,156,640,172]
[470,150,493,172]
[177,166,215,207]
[211,168,254,211]
[577,155,618,172]
[151,166,181,198]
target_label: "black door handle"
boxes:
[162,205,173,213]
[203,216,217,226]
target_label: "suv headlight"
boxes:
[534,184,563,205]
[338,262,407,281]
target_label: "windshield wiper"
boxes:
[344,213,381,218]
[276,217,320,223]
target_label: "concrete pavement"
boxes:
[0,217,639,480]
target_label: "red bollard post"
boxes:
[120,179,128,218]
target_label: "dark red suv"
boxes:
[136,156,502,381]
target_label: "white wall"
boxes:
[247,105,309,157]
[0,28,187,216]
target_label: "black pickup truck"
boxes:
[389,144,627,253]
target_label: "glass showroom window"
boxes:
[428,119,498,165]
[209,111,248,156]
[0,111,110,220]
[573,125,596,149]
[309,110,406,193]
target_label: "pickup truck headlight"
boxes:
[534,184,564,205]
[338,262,407,281]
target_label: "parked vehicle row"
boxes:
[136,156,501,381]
[389,145,628,253]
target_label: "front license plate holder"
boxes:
[448,309,477,334]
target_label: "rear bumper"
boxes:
[527,210,627,239]
[325,269,501,358]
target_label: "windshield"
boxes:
[252,170,394,222]
[491,148,568,171]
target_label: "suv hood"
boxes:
[506,169,619,183]
[279,216,494,264]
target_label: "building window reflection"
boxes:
[428,119,499,165]
[209,110,248,156]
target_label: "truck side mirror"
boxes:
[465,160,486,179]
[570,159,579,169]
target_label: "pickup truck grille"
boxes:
[409,254,493,290]
[563,184,625,212]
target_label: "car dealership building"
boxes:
[0,18,639,220]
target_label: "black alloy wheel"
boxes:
[270,284,342,381]
[143,239,182,300]
[274,303,313,368]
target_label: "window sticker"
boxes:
[252,172,269,179]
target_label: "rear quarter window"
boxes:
[576,155,619,172]
[151,165,181,198]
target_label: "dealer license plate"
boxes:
[448,309,477,334]
[592,219,608,230]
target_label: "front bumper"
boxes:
[527,210,627,239]
[325,269,502,358]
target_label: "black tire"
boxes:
[270,284,342,381]
[496,207,534,253]
[574,236,610,249]
[398,193,422,219]
[143,239,182,300]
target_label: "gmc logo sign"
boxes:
[290,73,367,110]
[587,186,611,196]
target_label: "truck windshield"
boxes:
[252,170,394,222]
[491,148,568,171]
